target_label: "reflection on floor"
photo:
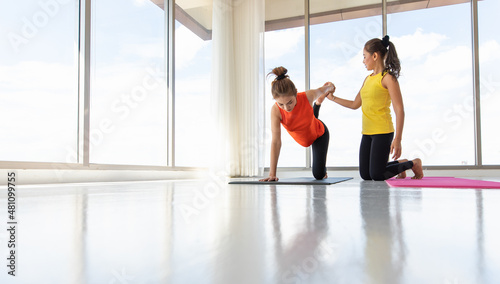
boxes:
[1,177,500,284]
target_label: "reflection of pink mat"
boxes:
[386,177,500,189]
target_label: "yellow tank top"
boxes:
[360,71,395,135]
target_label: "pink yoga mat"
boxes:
[385,177,500,189]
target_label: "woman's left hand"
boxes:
[390,139,402,160]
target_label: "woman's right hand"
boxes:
[324,81,335,93]
[259,176,279,182]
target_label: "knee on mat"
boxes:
[370,173,386,181]
[360,170,385,181]
[360,171,371,181]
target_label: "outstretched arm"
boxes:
[260,105,282,181]
[330,78,365,110]
[305,82,335,105]
[331,92,362,110]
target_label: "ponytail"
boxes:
[385,39,401,79]
[365,35,401,79]
[268,66,297,98]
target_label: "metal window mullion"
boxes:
[305,0,311,168]
[80,0,91,167]
[382,0,387,36]
[76,0,83,164]
[471,0,482,166]
[166,0,175,167]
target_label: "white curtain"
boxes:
[211,0,265,177]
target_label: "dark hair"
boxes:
[268,66,297,98]
[365,35,401,79]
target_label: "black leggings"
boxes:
[312,104,329,180]
[359,133,413,181]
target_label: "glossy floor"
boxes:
[1,176,500,284]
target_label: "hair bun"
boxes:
[271,66,288,81]
[382,35,390,48]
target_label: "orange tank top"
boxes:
[278,92,325,147]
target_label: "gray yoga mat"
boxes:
[228,177,352,185]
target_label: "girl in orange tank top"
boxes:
[260,66,337,181]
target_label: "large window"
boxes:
[479,0,500,165]
[0,0,79,163]
[388,2,475,166]
[90,0,167,166]
[174,3,212,167]
[264,0,306,167]
[267,0,487,168]
[310,2,382,167]
[1,0,498,170]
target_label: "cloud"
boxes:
[392,31,477,164]
[176,75,211,95]
[393,28,448,61]
[0,60,78,162]
[120,42,165,59]
[293,27,481,165]
[479,39,500,62]
[265,28,304,60]
[424,45,471,74]
[133,0,148,7]
[175,24,210,69]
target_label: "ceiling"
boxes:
[152,0,471,40]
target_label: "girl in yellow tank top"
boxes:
[360,70,394,135]
[330,36,424,180]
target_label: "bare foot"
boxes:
[396,172,406,179]
[411,158,424,179]
[316,82,335,105]
[396,159,408,179]
[323,172,328,179]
